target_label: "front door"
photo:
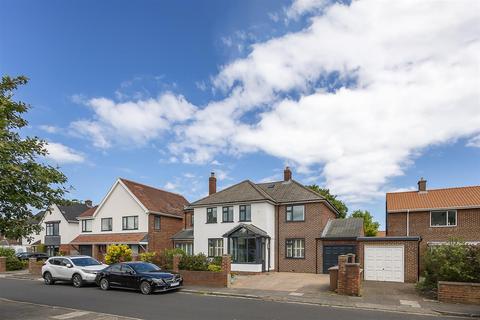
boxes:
[79,245,93,257]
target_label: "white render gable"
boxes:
[193,201,276,272]
[78,180,148,234]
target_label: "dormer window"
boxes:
[430,210,456,227]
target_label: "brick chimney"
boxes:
[284,166,292,181]
[85,200,93,207]
[209,172,217,195]
[418,178,427,192]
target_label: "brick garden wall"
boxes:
[148,214,184,255]
[173,254,231,287]
[277,202,336,273]
[357,240,419,283]
[438,281,480,305]
[0,257,6,273]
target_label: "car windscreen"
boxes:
[130,263,161,273]
[71,257,102,267]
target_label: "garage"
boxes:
[323,245,356,273]
[364,245,404,282]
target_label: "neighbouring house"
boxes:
[188,167,341,273]
[171,208,194,255]
[23,201,93,256]
[70,178,189,261]
[386,178,480,271]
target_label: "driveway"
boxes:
[231,272,330,293]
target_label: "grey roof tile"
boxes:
[321,218,364,239]
[171,228,194,240]
[222,223,269,238]
[57,203,91,222]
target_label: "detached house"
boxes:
[24,201,93,256]
[70,178,188,260]
[386,179,480,270]
[188,167,341,273]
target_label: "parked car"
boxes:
[42,256,108,288]
[16,252,49,261]
[95,261,183,295]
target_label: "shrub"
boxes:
[421,239,480,292]
[158,248,185,269]
[139,252,156,263]
[210,256,222,266]
[36,244,46,253]
[179,253,210,271]
[207,264,222,272]
[104,244,132,265]
[0,247,25,271]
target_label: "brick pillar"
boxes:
[337,255,348,294]
[0,257,6,273]
[172,254,181,273]
[222,255,231,288]
[92,245,99,260]
[345,263,362,296]
[29,258,41,276]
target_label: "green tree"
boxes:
[307,185,348,218]
[350,210,380,236]
[0,75,70,240]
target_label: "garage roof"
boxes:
[321,218,364,239]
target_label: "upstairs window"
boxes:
[81,219,93,232]
[46,222,60,236]
[206,207,217,223]
[122,216,138,230]
[222,206,234,222]
[239,205,251,222]
[101,218,112,231]
[286,205,305,222]
[431,210,456,227]
[154,215,161,230]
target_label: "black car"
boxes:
[95,262,183,295]
[16,252,49,261]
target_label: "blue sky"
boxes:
[1,0,479,228]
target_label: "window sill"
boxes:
[101,230,112,232]
[81,231,92,233]
[222,221,234,223]
[430,225,457,228]
[122,229,139,231]
[239,220,252,222]
[285,257,305,260]
[206,222,218,224]
[285,220,305,223]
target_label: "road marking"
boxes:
[289,292,304,296]
[399,300,421,308]
[51,311,91,319]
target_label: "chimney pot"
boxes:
[284,166,292,181]
[209,172,217,195]
[418,178,427,192]
[85,200,93,207]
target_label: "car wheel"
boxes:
[43,272,55,285]
[100,278,110,291]
[140,281,152,295]
[72,274,83,288]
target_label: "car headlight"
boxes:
[82,269,97,274]
[152,278,165,285]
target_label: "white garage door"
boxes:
[364,245,404,282]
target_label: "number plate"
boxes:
[170,281,179,287]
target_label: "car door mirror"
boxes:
[66,263,73,268]
[127,270,135,275]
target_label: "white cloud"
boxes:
[39,125,59,134]
[285,0,331,20]
[467,135,480,148]
[45,142,85,164]
[164,182,177,191]
[171,0,480,202]
[71,92,196,149]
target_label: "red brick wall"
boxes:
[0,257,6,273]
[277,202,336,273]
[179,270,229,287]
[357,240,419,283]
[318,240,359,274]
[59,244,77,255]
[184,211,194,229]
[438,281,480,304]
[387,208,480,270]
[148,214,184,255]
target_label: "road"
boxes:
[0,278,459,320]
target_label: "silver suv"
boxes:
[42,256,108,288]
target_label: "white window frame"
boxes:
[175,242,193,255]
[81,219,93,233]
[208,238,223,257]
[286,238,305,258]
[430,210,457,227]
[122,216,138,230]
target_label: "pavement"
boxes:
[0,277,467,320]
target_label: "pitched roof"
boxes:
[120,178,189,218]
[257,180,325,203]
[79,206,98,218]
[57,203,91,222]
[222,223,269,238]
[189,179,327,208]
[321,218,364,239]
[70,232,148,244]
[171,228,194,240]
[386,185,480,212]
[189,180,275,207]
